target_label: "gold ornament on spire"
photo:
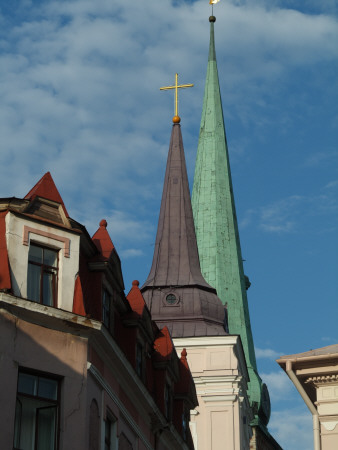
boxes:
[209,0,220,4]
[160,73,193,123]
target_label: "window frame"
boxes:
[182,408,189,441]
[13,368,61,450]
[104,416,112,450]
[135,341,144,380]
[27,242,59,307]
[162,291,180,307]
[164,382,172,421]
[104,411,117,450]
[102,288,111,330]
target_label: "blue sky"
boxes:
[1,0,337,448]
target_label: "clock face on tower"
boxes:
[260,383,271,425]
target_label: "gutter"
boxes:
[285,360,321,450]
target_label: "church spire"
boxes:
[191,16,269,426]
[141,117,227,338]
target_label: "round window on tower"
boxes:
[166,294,177,305]
[162,292,180,307]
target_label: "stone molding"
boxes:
[321,421,338,431]
[23,225,71,257]
[174,335,239,347]
[305,374,338,385]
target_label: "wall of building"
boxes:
[317,382,338,449]
[0,307,88,450]
[5,212,80,311]
[174,336,252,450]
[0,292,195,450]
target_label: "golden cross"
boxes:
[160,73,194,121]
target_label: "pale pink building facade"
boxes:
[0,173,197,450]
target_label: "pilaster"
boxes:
[173,336,252,450]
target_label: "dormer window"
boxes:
[27,244,58,307]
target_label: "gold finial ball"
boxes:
[173,115,181,124]
[209,16,216,22]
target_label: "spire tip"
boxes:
[173,115,181,124]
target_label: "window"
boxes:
[104,414,117,450]
[166,294,176,304]
[104,417,112,450]
[136,342,143,378]
[89,399,100,450]
[102,289,111,329]
[27,244,58,306]
[164,292,179,306]
[164,383,172,421]
[182,409,189,441]
[14,369,59,450]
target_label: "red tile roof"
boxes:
[24,172,69,217]
[73,275,86,316]
[0,211,11,291]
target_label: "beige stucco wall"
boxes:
[317,383,338,450]
[174,335,252,450]
[278,348,338,450]
[5,212,80,311]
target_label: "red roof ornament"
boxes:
[126,280,147,316]
[154,326,174,361]
[92,219,115,261]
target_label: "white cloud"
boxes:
[269,407,313,450]
[0,3,336,441]
[259,196,301,233]
[120,249,144,259]
[321,336,337,343]
[0,0,336,298]
[261,371,294,401]
[324,180,338,190]
[82,209,154,245]
[0,0,336,264]
[257,190,338,233]
[255,347,280,359]
[304,151,338,167]
[260,220,295,233]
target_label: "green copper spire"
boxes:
[191,16,270,427]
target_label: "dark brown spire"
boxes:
[141,123,226,338]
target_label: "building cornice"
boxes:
[173,335,240,347]
[305,374,338,385]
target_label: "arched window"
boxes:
[89,399,100,450]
